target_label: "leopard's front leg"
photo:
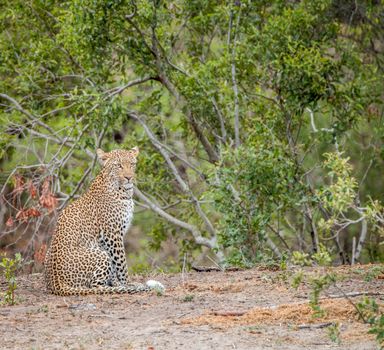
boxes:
[100,234,129,284]
[112,236,130,284]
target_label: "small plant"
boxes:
[182,294,194,302]
[364,266,384,283]
[312,244,332,266]
[245,325,262,334]
[279,255,288,271]
[38,305,49,313]
[0,253,23,305]
[327,322,341,344]
[291,251,311,266]
[291,271,304,289]
[309,273,337,318]
[357,297,384,348]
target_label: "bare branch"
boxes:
[228,4,242,148]
[267,224,290,251]
[211,96,227,143]
[60,122,107,209]
[40,101,82,117]
[187,110,220,163]
[306,107,318,132]
[351,236,357,265]
[134,187,223,261]
[354,216,368,262]
[128,111,216,237]
[265,233,282,258]
[125,0,137,20]
[147,29,220,163]
[0,93,96,159]
[127,112,204,176]
[305,203,319,253]
[125,16,157,58]
[0,93,56,135]
[106,76,156,99]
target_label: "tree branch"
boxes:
[127,112,204,176]
[134,187,224,261]
[265,233,282,258]
[106,76,156,99]
[354,216,368,262]
[0,93,56,135]
[147,28,220,163]
[228,3,242,148]
[128,111,217,237]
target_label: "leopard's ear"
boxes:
[96,148,109,165]
[130,146,139,157]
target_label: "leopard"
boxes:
[44,147,164,295]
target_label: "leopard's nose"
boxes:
[125,175,133,182]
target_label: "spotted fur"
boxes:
[44,147,156,295]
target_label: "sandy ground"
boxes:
[0,265,383,350]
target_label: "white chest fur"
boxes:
[120,198,134,235]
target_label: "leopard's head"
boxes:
[96,147,139,191]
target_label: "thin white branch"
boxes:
[128,112,216,236]
[62,124,106,207]
[229,5,242,148]
[134,187,223,260]
[0,93,55,135]
[306,107,318,132]
[354,217,368,262]
[306,107,335,134]
[351,236,356,265]
[211,96,227,143]
[106,76,154,99]
[265,234,282,258]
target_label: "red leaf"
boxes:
[15,208,41,222]
[16,210,28,222]
[28,180,38,199]
[5,216,14,227]
[13,174,25,195]
[39,193,58,212]
[25,208,41,218]
[34,244,47,264]
[39,177,58,212]
[41,177,51,194]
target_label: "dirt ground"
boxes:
[0,265,383,350]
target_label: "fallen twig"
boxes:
[211,311,247,317]
[328,285,369,323]
[296,291,384,299]
[326,291,384,299]
[298,322,335,329]
[191,266,242,272]
[87,314,115,319]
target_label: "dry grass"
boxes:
[182,298,370,326]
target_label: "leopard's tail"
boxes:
[49,281,164,296]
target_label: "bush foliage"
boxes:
[0,0,383,266]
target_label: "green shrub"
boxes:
[0,253,23,305]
